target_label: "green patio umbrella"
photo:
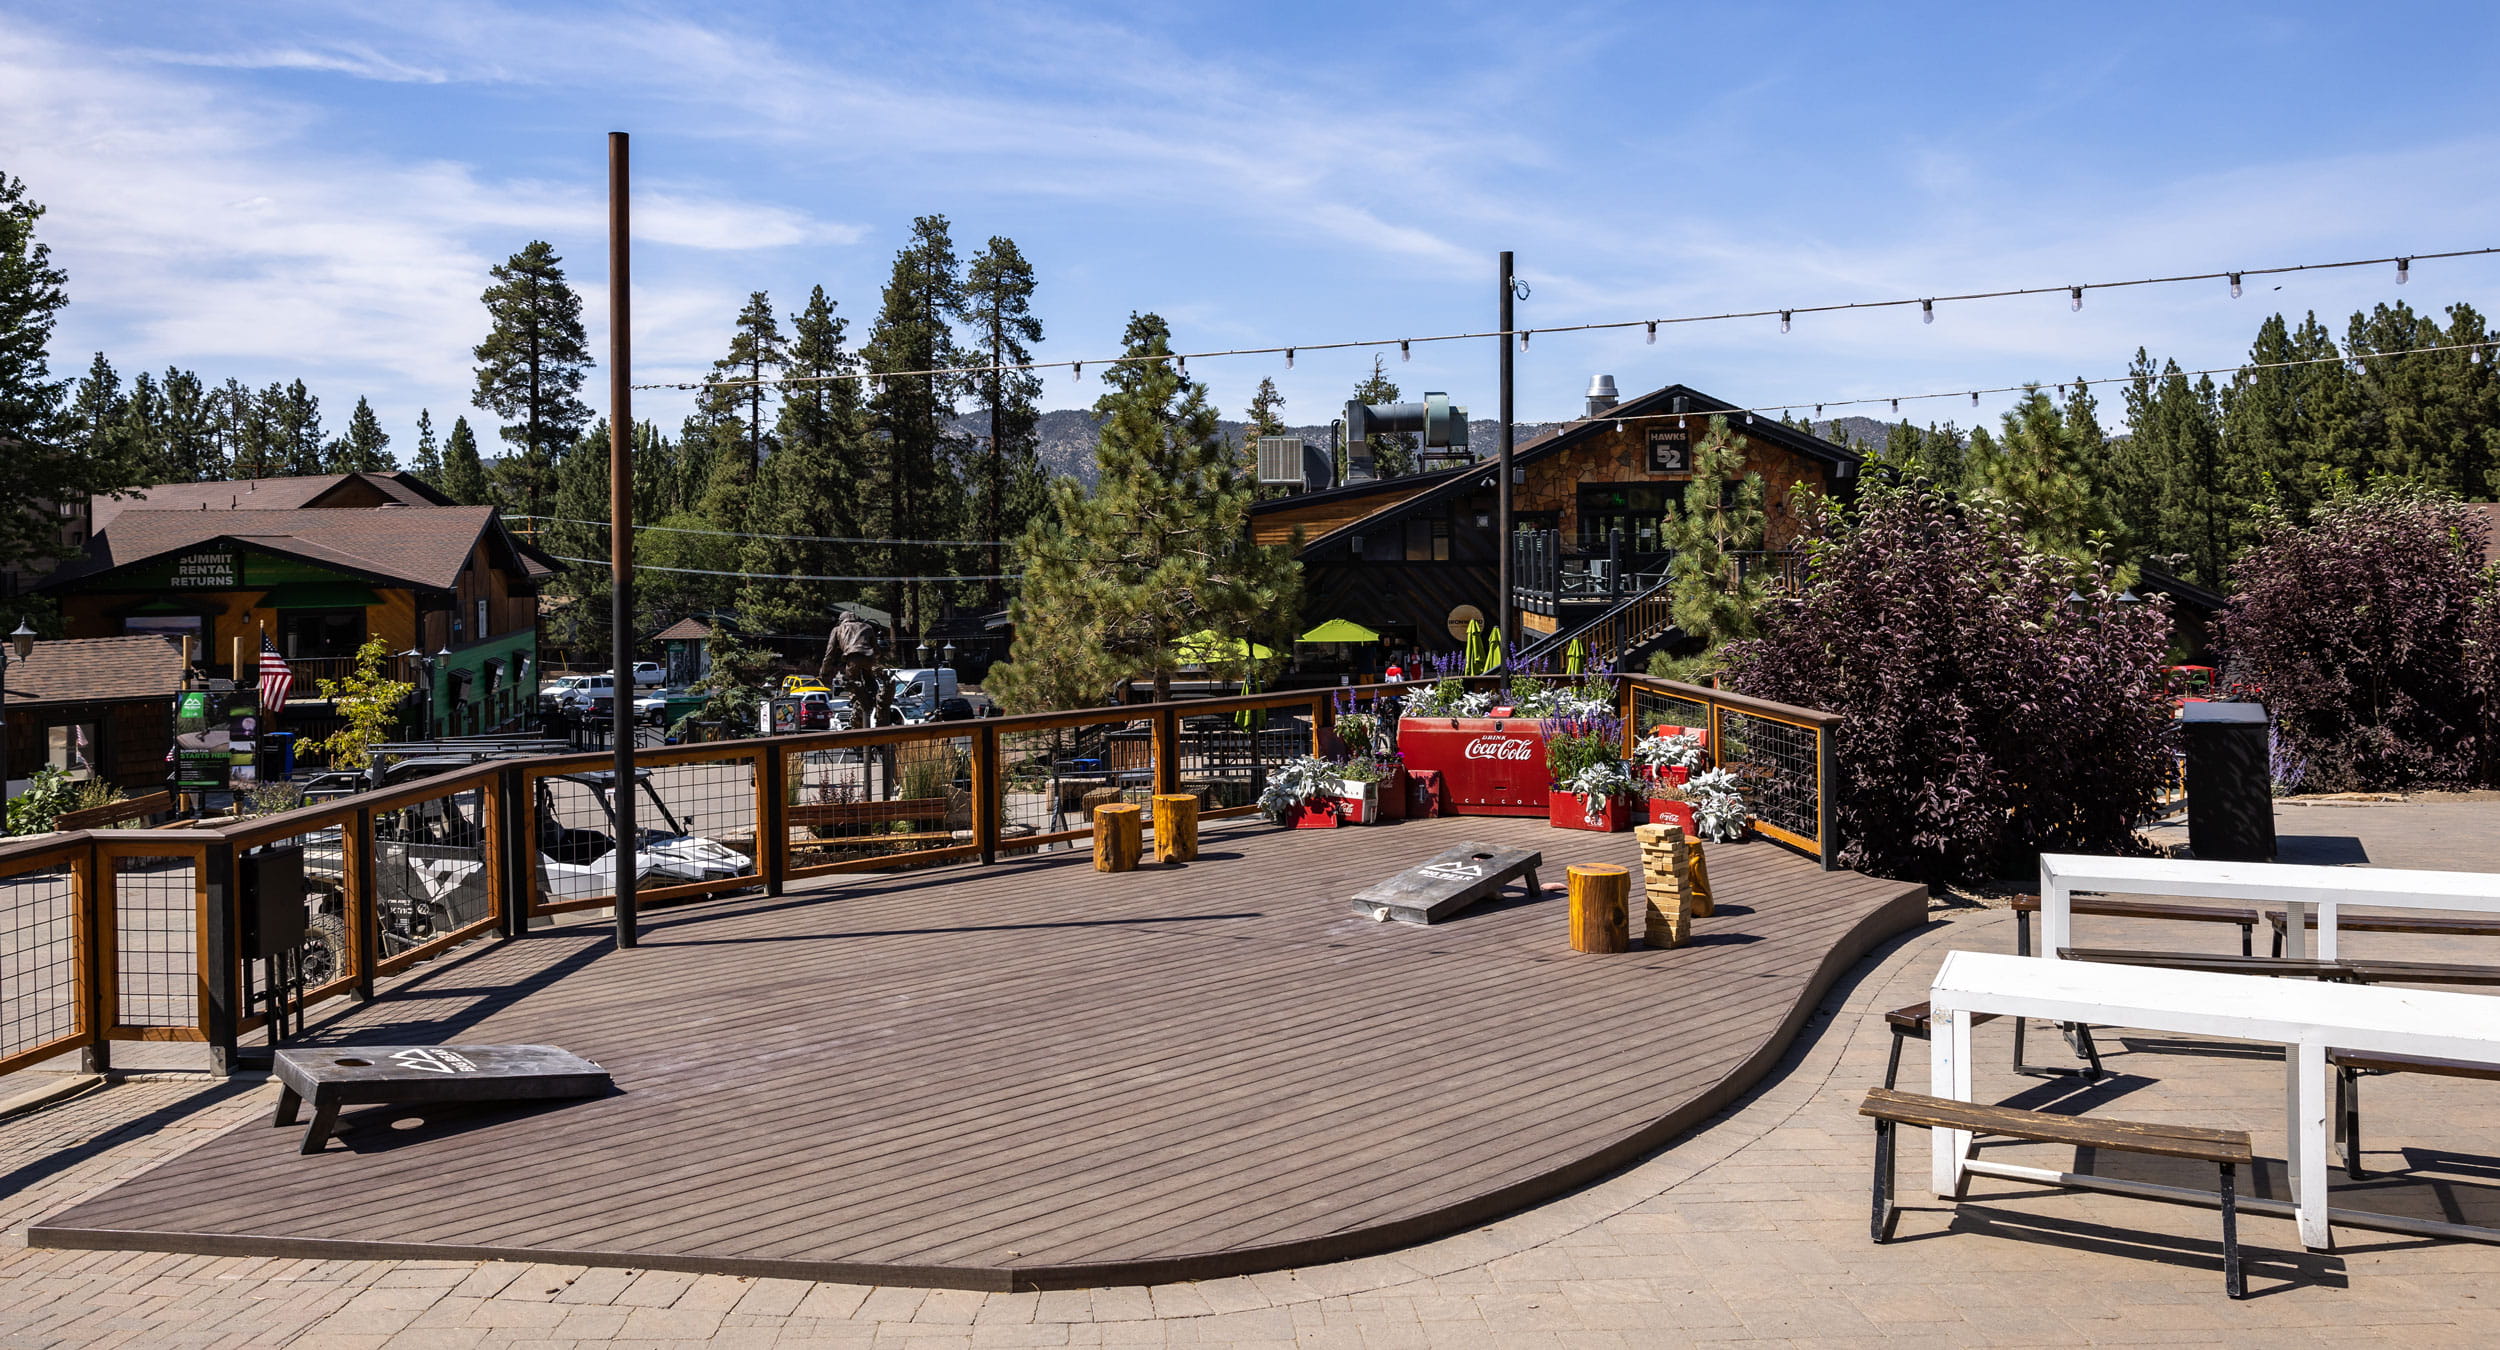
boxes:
[1173,630,1276,665]
[1297,618,1383,644]
[1565,637,1586,675]
[1463,617,1485,675]
[1484,624,1507,673]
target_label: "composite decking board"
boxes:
[34,815,1923,1287]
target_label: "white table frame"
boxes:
[2039,853,2500,962]
[1930,950,2500,1251]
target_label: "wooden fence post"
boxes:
[78,840,110,1074]
[497,764,529,936]
[1568,863,1630,953]
[1152,704,1180,798]
[348,808,378,1002]
[759,742,788,897]
[201,841,239,1076]
[974,724,1000,866]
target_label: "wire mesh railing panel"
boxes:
[991,723,1114,855]
[371,776,497,972]
[1715,708,1822,851]
[107,852,200,1036]
[0,858,85,1069]
[1631,687,1715,742]
[531,752,760,912]
[1166,716,1308,815]
[246,816,359,1008]
[786,734,975,874]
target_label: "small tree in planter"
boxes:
[1542,713,1635,830]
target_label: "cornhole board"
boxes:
[272,1045,612,1154]
[1351,842,1542,925]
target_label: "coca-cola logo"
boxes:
[1462,736,1536,761]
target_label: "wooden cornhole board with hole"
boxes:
[1350,842,1542,925]
[272,1045,612,1155]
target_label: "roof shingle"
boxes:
[1,636,187,705]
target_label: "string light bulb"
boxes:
[1614,420,1625,433]
[2229,272,2243,299]
[1890,398,1899,413]
[1072,362,1082,381]
[1399,340,1410,362]
[1518,329,1531,352]
[1814,404,1823,416]
[1971,391,1980,406]
[1920,299,1935,325]
[1285,348,1294,369]
[2069,286,2084,312]
[1743,411,1753,424]
[2397,256,2411,284]
[1645,321,1657,345]
[1780,310,1792,334]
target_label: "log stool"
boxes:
[1568,864,1631,953]
[1634,823,1694,949]
[1093,803,1142,872]
[1152,793,1200,863]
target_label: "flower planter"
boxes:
[1548,790,1634,833]
[1646,799,1697,837]
[1393,718,1551,817]
[1289,799,1341,829]
[1332,781,1382,825]
[1374,768,1410,821]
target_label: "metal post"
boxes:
[607,130,637,949]
[0,649,10,832]
[1496,251,1516,653]
[202,843,237,1077]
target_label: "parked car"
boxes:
[929,695,977,723]
[538,674,593,714]
[796,690,842,730]
[780,675,832,696]
[557,674,618,716]
[629,661,665,687]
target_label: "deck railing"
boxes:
[0,675,1839,1080]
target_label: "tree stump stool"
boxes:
[1568,864,1631,953]
[1094,803,1142,872]
[1152,793,1200,863]
[1635,823,1694,949]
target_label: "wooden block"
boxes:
[1568,864,1630,954]
[1687,841,1714,918]
[1152,793,1199,864]
[1093,803,1142,872]
[1634,823,1691,948]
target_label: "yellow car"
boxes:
[779,675,832,696]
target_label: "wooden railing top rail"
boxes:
[1622,674,1842,731]
[213,762,502,850]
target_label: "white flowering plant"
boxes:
[1631,729,1708,771]
[1684,766,1749,841]
[1564,761,1641,818]
[1258,755,1344,821]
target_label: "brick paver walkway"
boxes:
[6,801,2499,1347]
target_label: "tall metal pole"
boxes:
[1495,251,1516,658]
[607,131,638,949]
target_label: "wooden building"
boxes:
[0,636,185,794]
[1247,382,1859,658]
[39,475,559,737]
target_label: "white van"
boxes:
[889,668,961,722]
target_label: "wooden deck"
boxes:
[33,814,1925,1291]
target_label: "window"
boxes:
[47,722,99,777]
[279,607,366,660]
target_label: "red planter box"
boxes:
[1548,790,1634,832]
[1647,799,1697,837]
[1332,786,1381,825]
[1406,769,1450,818]
[1395,719,1551,817]
[1290,800,1340,828]
[1374,768,1409,821]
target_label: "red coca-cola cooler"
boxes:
[1394,718,1551,817]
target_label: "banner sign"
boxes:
[171,686,263,790]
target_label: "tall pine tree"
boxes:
[963,236,1045,610]
[0,171,124,565]
[472,240,592,518]
[439,415,490,505]
[862,215,968,637]
[740,286,865,636]
[332,395,393,472]
[690,291,786,532]
[1349,355,1414,478]
[409,408,442,481]
[1969,385,2120,565]
[987,313,1299,710]
[1660,417,1770,650]
[159,368,219,481]
[66,352,126,485]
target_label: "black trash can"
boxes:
[2181,702,2276,863]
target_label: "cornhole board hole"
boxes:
[1351,842,1542,925]
[273,1045,613,1154]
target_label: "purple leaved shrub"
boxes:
[1721,480,2176,885]
[2219,485,2494,793]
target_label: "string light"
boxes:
[1399,339,1410,362]
[1780,310,1792,334]
[1891,399,1900,413]
[1072,361,1082,381]
[1971,391,1980,406]
[630,242,2500,393]
[1519,329,1532,352]
[1921,299,1935,325]
[1645,321,1657,344]
[1285,348,1294,369]
[2229,272,2243,299]
[2397,256,2411,284]
[552,554,1020,584]
[1614,420,1625,433]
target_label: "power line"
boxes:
[514,515,1008,548]
[547,553,1020,583]
[629,244,2500,393]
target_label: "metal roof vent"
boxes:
[1585,374,1620,417]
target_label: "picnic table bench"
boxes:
[1862,1086,2250,1298]
[273,1045,611,1154]
[2270,907,2500,955]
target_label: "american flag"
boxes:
[257,633,293,717]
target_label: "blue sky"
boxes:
[5,1,2499,449]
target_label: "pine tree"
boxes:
[1660,416,1770,649]
[688,291,786,533]
[1244,376,1287,441]
[472,240,592,518]
[542,421,616,654]
[862,215,968,637]
[67,352,126,484]
[0,171,125,565]
[963,237,1045,610]
[987,312,1300,710]
[1867,418,1967,485]
[409,408,442,482]
[334,395,393,472]
[114,368,164,483]
[440,415,490,505]
[1969,385,2120,565]
[159,368,219,481]
[740,286,865,636]
[216,378,281,479]
[1349,355,1414,478]
[267,379,323,474]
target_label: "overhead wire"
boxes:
[546,553,1019,583]
[628,244,2500,393]
[512,515,1008,548]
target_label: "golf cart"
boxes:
[534,768,751,904]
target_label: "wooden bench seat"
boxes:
[2327,1049,2500,1180]
[1860,1087,2250,1298]
[2015,892,2260,957]
[2057,946,2350,980]
[1882,999,2100,1087]
[2337,957,2500,987]
[2269,908,2500,957]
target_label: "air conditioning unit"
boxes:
[1257,437,1335,493]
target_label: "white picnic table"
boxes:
[2038,853,2500,960]
[1929,949,2500,1251]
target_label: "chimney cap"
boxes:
[1586,374,1619,399]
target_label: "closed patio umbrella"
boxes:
[1565,637,1586,675]
[1484,624,1507,674]
[1463,618,1485,675]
